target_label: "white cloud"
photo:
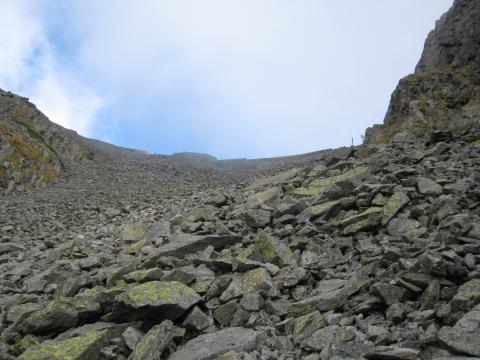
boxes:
[0,0,453,157]
[0,0,102,136]
[66,0,453,157]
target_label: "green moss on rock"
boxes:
[19,330,107,360]
[116,281,201,309]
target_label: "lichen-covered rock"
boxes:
[241,208,272,228]
[381,192,409,225]
[292,166,367,198]
[129,320,184,360]
[220,268,273,302]
[112,281,201,321]
[168,327,266,360]
[142,234,242,262]
[341,207,383,235]
[417,177,443,195]
[452,279,480,311]
[18,329,111,360]
[255,232,295,267]
[16,299,79,335]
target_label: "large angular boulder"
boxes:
[19,329,112,360]
[129,320,185,360]
[142,234,242,265]
[111,281,201,321]
[16,296,101,335]
[168,327,266,360]
[451,279,480,311]
[220,268,273,302]
[438,304,480,357]
[255,232,296,267]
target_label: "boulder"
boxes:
[143,234,242,262]
[220,268,273,302]
[438,304,480,357]
[168,327,266,360]
[19,329,112,360]
[112,281,201,321]
[129,320,184,360]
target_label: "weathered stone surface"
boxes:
[129,320,184,360]
[373,283,407,306]
[364,346,420,360]
[452,279,480,311]
[220,268,273,302]
[143,234,242,260]
[382,192,409,225]
[255,232,296,267]
[18,329,111,360]
[122,327,144,351]
[241,209,272,228]
[16,299,80,335]
[183,306,211,331]
[438,304,480,357]
[288,287,348,317]
[168,327,266,360]
[417,177,443,195]
[301,325,355,352]
[113,281,201,320]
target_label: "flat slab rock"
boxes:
[111,281,201,321]
[168,327,266,360]
[364,345,420,360]
[145,234,242,259]
[438,303,480,357]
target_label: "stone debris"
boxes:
[1,0,480,359]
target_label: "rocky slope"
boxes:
[365,0,480,145]
[1,0,480,359]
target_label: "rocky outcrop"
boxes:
[365,0,480,144]
[0,89,97,193]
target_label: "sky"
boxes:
[0,0,453,159]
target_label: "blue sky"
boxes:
[0,1,453,159]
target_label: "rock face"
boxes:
[1,1,480,359]
[365,0,480,144]
[168,327,266,360]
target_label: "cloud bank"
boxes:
[0,0,453,158]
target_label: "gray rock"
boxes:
[0,242,24,255]
[168,327,266,360]
[129,320,184,360]
[241,209,272,228]
[143,234,242,261]
[452,279,480,311]
[112,281,201,321]
[183,306,211,331]
[122,326,144,351]
[240,293,264,311]
[438,304,480,357]
[381,192,409,225]
[364,345,420,360]
[372,283,407,306]
[214,301,237,326]
[301,325,355,352]
[288,287,348,317]
[220,268,273,302]
[417,177,443,195]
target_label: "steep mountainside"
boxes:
[1,1,480,359]
[365,0,480,144]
